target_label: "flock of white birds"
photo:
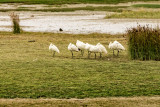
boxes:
[49,40,125,58]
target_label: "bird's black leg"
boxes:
[95,53,96,59]
[71,51,73,58]
[82,50,84,56]
[81,50,83,56]
[81,50,84,56]
[117,50,119,56]
[72,52,73,58]
[88,51,89,58]
[53,51,55,57]
[100,53,102,58]
[88,51,90,58]
[113,50,114,56]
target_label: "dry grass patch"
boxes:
[0,97,160,107]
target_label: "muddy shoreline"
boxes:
[0,11,160,34]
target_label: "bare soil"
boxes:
[0,97,160,107]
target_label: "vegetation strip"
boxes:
[0,6,127,12]
[0,0,158,5]
[132,4,160,8]
[106,11,160,19]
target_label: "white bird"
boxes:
[88,45,102,59]
[76,40,86,56]
[108,40,125,56]
[85,43,93,58]
[68,43,79,58]
[49,43,60,57]
[96,43,107,58]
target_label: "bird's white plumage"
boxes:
[68,43,79,52]
[76,40,86,50]
[85,43,93,51]
[108,42,112,49]
[49,43,60,53]
[89,45,102,53]
[109,41,125,51]
[96,43,107,54]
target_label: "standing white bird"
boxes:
[108,40,125,56]
[96,43,107,58]
[68,43,79,58]
[49,43,60,57]
[88,45,102,59]
[85,43,93,58]
[76,40,86,56]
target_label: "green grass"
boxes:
[106,10,160,19]
[0,0,159,5]
[0,32,159,98]
[133,4,160,8]
[0,6,127,12]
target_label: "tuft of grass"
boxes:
[9,12,21,34]
[127,25,160,60]
[0,32,159,98]
[106,10,160,19]
[132,4,160,8]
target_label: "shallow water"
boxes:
[0,11,160,34]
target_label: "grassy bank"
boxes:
[0,32,159,98]
[0,6,127,12]
[0,97,160,107]
[133,4,160,8]
[0,0,159,5]
[106,10,160,19]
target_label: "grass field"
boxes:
[105,3,160,19]
[0,6,127,12]
[106,10,160,19]
[133,4,160,8]
[0,0,159,5]
[0,32,159,99]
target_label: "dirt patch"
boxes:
[0,97,160,107]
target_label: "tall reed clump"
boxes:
[127,25,160,61]
[9,12,20,34]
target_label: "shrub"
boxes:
[127,25,160,60]
[9,12,20,34]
